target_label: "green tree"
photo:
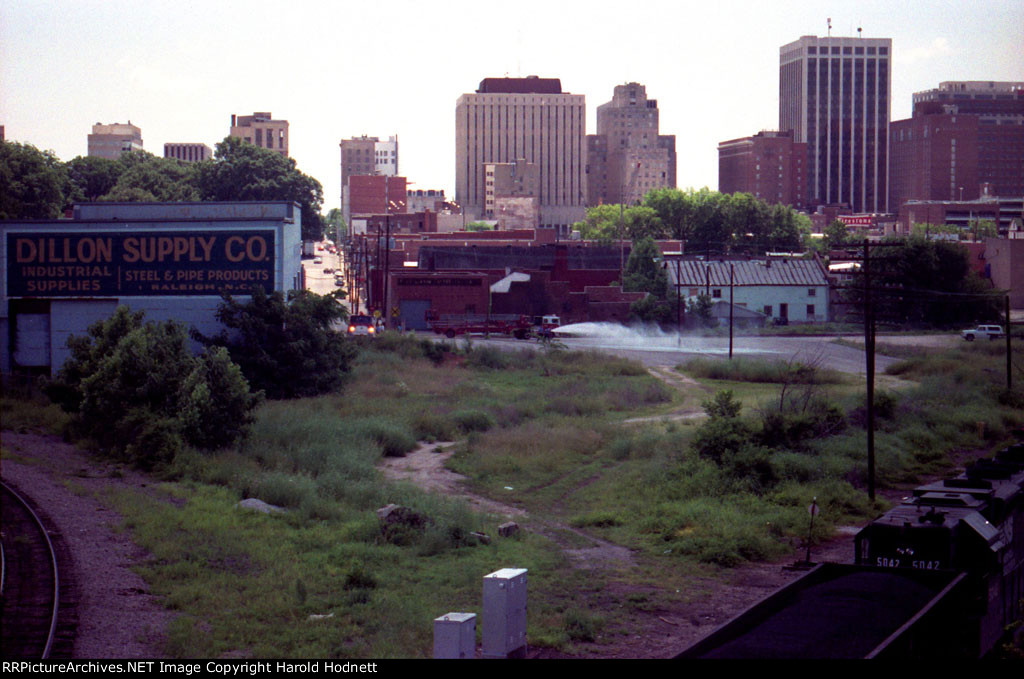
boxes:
[102,152,200,202]
[644,187,810,255]
[574,204,665,241]
[873,236,1002,327]
[196,137,325,241]
[623,236,669,299]
[629,294,673,324]
[196,287,355,399]
[823,219,853,251]
[0,140,69,219]
[66,155,122,202]
[324,208,347,242]
[686,293,716,328]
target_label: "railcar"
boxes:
[679,441,1024,659]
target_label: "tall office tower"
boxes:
[890,81,1023,210]
[229,112,289,156]
[587,83,676,206]
[456,76,586,232]
[340,135,400,223]
[718,130,808,209]
[164,143,213,163]
[780,35,891,213]
[87,122,143,159]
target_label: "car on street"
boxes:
[347,315,376,337]
[313,257,322,265]
[323,267,334,274]
[961,324,1005,341]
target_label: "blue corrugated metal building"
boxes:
[668,257,831,324]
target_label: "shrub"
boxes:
[691,417,751,464]
[180,347,264,450]
[465,346,511,370]
[353,418,417,457]
[703,390,742,419]
[412,412,457,441]
[451,409,496,433]
[195,287,356,399]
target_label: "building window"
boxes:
[712,289,721,298]
[764,305,772,316]
[807,304,815,317]
[808,288,816,296]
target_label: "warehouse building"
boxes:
[2,202,303,375]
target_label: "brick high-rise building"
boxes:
[890,81,1024,212]
[340,135,399,223]
[718,130,808,209]
[87,122,143,160]
[587,82,676,206]
[230,112,288,156]
[456,76,586,233]
[348,175,407,218]
[780,35,891,213]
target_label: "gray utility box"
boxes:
[433,612,477,659]
[482,568,528,658]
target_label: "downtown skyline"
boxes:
[2,0,1022,214]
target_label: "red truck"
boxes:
[426,312,536,339]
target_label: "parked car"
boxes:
[961,324,1005,341]
[313,257,323,265]
[323,267,334,274]
[347,315,375,337]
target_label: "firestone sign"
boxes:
[6,230,276,297]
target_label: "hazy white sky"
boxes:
[2,0,1022,213]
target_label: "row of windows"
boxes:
[807,45,888,55]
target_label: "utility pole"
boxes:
[863,240,876,502]
[383,176,391,330]
[729,263,734,360]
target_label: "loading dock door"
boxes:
[13,313,50,367]
[400,300,431,331]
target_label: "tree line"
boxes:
[1,137,325,241]
[574,187,812,255]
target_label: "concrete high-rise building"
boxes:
[164,143,213,163]
[230,112,288,156]
[718,130,808,209]
[456,76,586,233]
[88,122,143,160]
[890,81,1024,211]
[587,83,676,206]
[340,135,399,223]
[780,35,891,213]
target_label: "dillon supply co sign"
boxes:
[6,230,276,297]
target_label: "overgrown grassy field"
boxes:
[3,333,1022,657]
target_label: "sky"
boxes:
[2,0,1022,214]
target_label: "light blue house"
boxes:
[668,257,830,324]
[2,202,303,374]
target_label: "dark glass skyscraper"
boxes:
[780,36,891,213]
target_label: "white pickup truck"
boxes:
[961,324,1005,341]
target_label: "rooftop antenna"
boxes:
[827,17,832,37]
[857,25,862,38]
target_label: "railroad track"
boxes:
[1,480,74,658]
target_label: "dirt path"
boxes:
[378,443,635,571]
[623,366,709,425]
